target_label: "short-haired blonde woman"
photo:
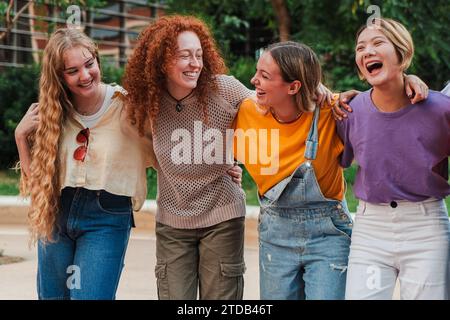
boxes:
[15,28,155,299]
[337,18,450,299]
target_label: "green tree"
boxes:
[165,0,450,91]
[286,0,450,90]
[0,64,40,169]
[164,0,276,60]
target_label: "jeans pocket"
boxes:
[220,262,246,300]
[325,215,352,241]
[96,190,131,215]
[155,263,169,300]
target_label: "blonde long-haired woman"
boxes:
[14,28,155,300]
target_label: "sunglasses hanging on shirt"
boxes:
[73,128,90,162]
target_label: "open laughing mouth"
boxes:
[366,61,383,74]
[255,89,266,97]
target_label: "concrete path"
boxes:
[0,197,401,300]
[0,203,260,300]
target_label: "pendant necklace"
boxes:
[167,90,194,113]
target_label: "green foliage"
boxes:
[0,2,7,23]
[146,168,157,199]
[286,0,450,91]
[343,163,358,185]
[101,59,124,85]
[228,56,256,88]
[0,65,40,169]
[164,0,274,61]
[166,0,450,91]
[241,165,258,205]
[0,170,20,195]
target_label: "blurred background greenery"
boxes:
[1,0,449,212]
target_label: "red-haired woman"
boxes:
[123,15,252,300]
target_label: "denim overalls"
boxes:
[258,107,353,300]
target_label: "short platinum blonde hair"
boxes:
[355,18,414,79]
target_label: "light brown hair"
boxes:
[266,41,322,112]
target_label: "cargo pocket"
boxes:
[155,263,169,300]
[220,262,246,300]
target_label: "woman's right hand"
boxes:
[15,103,39,140]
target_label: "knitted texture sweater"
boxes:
[154,75,253,229]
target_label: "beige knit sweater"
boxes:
[154,75,253,229]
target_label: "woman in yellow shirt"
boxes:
[234,41,352,300]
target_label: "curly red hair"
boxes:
[123,15,227,135]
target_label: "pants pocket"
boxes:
[155,263,169,300]
[325,215,353,241]
[96,190,131,215]
[220,262,246,300]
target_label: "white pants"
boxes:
[345,198,450,300]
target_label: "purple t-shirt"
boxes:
[336,90,450,203]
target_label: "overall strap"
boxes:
[304,106,320,160]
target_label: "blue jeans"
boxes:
[259,203,352,300]
[37,187,132,300]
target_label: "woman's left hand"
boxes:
[227,163,243,187]
[315,82,333,107]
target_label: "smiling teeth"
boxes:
[366,62,380,68]
[79,81,93,87]
[184,72,197,77]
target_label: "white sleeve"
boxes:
[442,82,450,97]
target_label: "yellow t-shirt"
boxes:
[234,98,344,200]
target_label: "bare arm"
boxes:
[332,74,429,120]
[15,103,39,177]
[315,82,333,107]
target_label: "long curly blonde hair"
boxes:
[20,28,100,244]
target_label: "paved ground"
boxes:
[0,205,260,300]
[0,198,401,300]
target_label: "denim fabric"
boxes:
[258,107,353,300]
[37,187,132,300]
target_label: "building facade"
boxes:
[0,0,166,68]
